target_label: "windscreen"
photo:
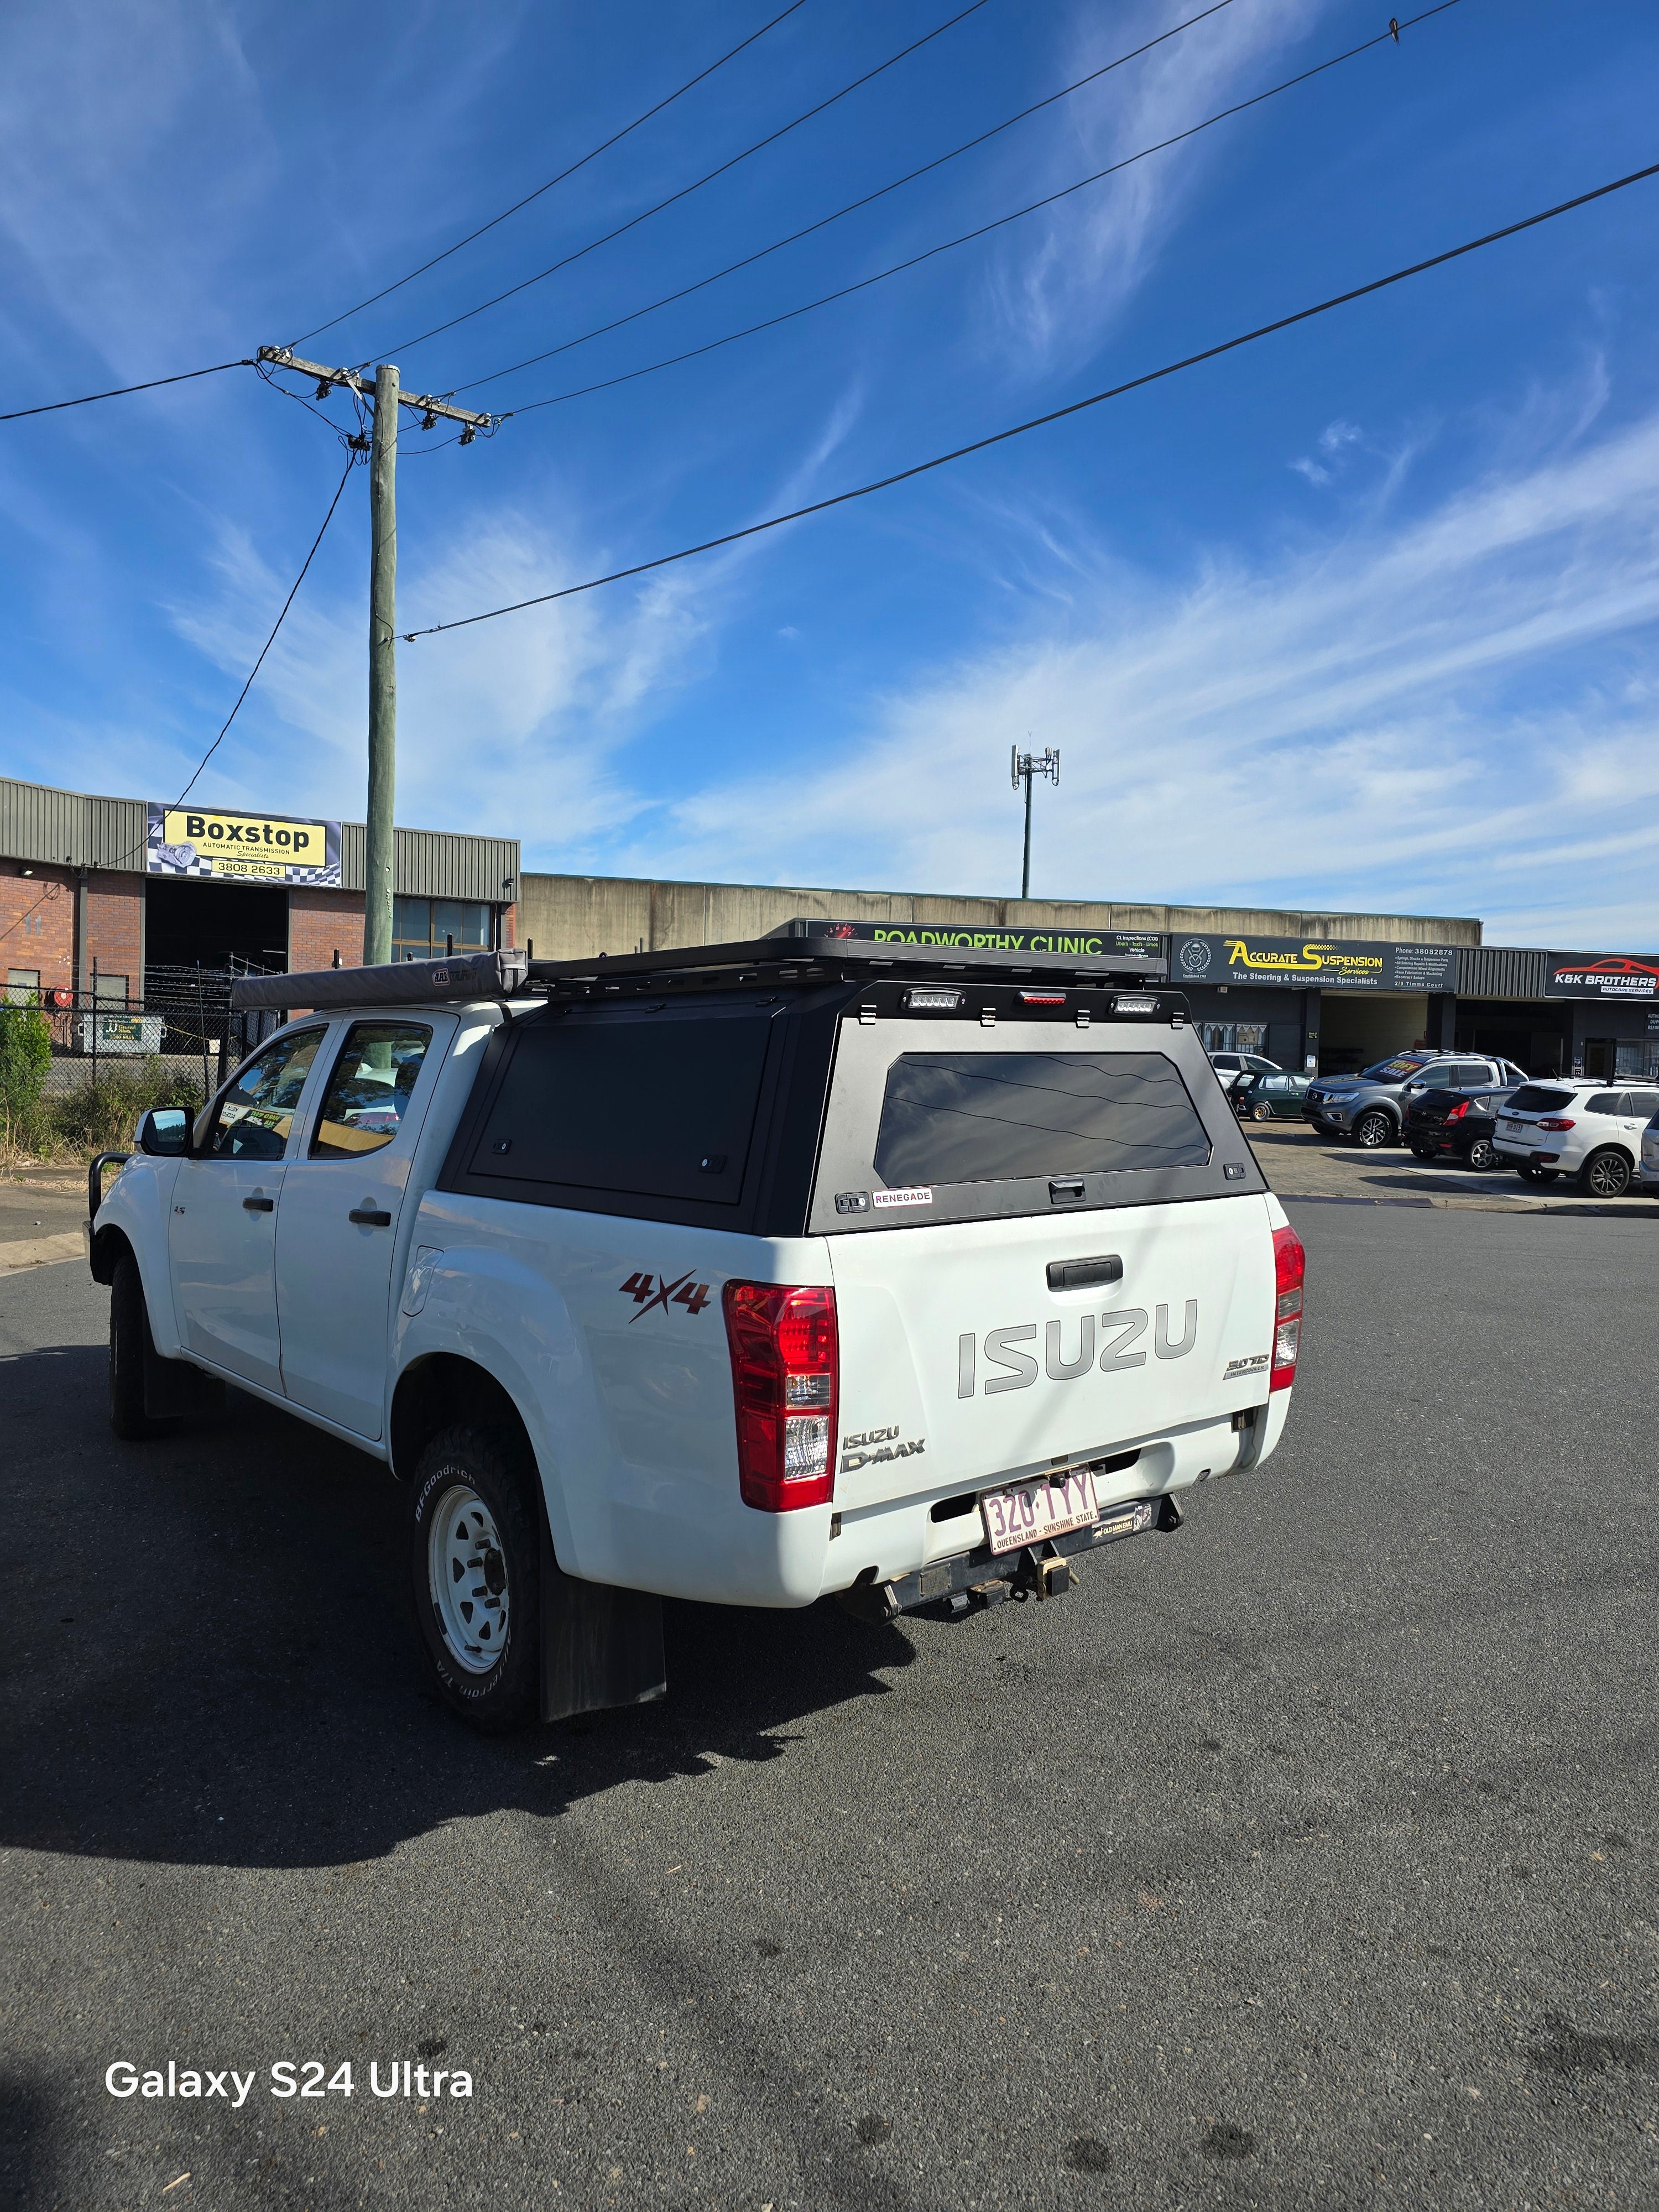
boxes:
[1363,1056,1431,1081]
[873,1050,1209,1187]
[468,1006,774,1204]
[1507,1086,1575,1113]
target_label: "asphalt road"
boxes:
[2,1206,1656,2211]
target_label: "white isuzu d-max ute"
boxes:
[87,930,1305,1730]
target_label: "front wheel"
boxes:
[1579,1147,1632,1199]
[109,1249,172,1441]
[410,1425,543,1732]
[1465,1136,1498,1172]
[1354,1110,1394,1150]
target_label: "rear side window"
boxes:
[1507,1087,1574,1113]
[1585,1093,1623,1117]
[468,1008,774,1204]
[873,1051,1209,1187]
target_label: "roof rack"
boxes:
[527,926,1166,990]
[232,927,1167,1014]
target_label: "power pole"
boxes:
[367,363,398,967]
[1010,743,1060,900]
[255,347,494,966]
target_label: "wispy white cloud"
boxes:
[617,394,1659,950]
[979,0,1329,374]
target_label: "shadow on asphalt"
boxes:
[1,1336,915,1872]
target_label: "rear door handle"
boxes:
[242,1196,275,1213]
[1047,1254,1122,1291]
[349,1207,392,1227]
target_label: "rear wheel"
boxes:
[410,1424,542,1732]
[1354,1110,1394,1150]
[1579,1147,1632,1199]
[1465,1136,1498,1171]
[108,1249,172,1441]
[1252,1100,1275,1122]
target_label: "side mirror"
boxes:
[135,1107,189,1156]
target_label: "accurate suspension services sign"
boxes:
[1170,933,1459,992]
[145,804,341,887]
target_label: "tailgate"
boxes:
[827,1192,1276,1507]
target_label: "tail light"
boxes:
[722,1282,838,1511]
[1446,1099,1470,1121]
[1270,1224,1305,1392]
[1537,1117,1575,1131]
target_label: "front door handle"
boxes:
[242,1196,275,1213]
[349,1207,392,1227]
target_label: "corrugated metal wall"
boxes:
[1456,946,1550,998]
[0,775,517,899]
[336,823,519,900]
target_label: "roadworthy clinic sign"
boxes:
[145,805,342,887]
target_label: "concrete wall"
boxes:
[517,870,1483,962]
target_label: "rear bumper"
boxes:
[840,1493,1182,1621]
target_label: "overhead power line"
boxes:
[365,0,993,364]
[494,0,1459,419]
[452,0,1239,398]
[151,450,362,839]
[0,358,250,425]
[286,0,810,350]
[401,158,1659,643]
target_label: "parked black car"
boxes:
[1404,1084,1516,1171]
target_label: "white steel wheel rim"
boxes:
[429,1483,511,1675]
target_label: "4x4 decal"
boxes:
[620,1269,712,1321]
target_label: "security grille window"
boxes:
[200,1027,324,1160]
[393,897,493,964]
[1507,1087,1576,1113]
[93,973,129,1006]
[310,1024,431,1159]
[873,1052,1209,1188]
[469,1008,774,1204]
[6,969,40,1003]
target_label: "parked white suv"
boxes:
[1493,1079,1659,1197]
[1207,1050,1280,1097]
[88,936,1305,1732]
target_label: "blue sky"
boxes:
[2,0,1657,948]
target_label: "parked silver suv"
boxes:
[1303,1052,1528,1149]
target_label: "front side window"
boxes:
[874,1051,1209,1188]
[310,1024,432,1159]
[200,1029,324,1159]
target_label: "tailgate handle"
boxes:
[1048,1178,1086,1204]
[1047,1255,1122,1291]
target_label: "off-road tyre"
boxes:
[109,1248,173,1441]
[1353,1109,1394,1150]
[1465,1136,1498,1172]
[410,1423,542,1733]
[1578,1147,1632,1199]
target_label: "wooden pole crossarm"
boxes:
[257,347,494,430]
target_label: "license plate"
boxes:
[980,1469,1098,1555]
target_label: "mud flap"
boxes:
[539,1511,667,1722]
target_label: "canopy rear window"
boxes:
[874,1051,1209,1187]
